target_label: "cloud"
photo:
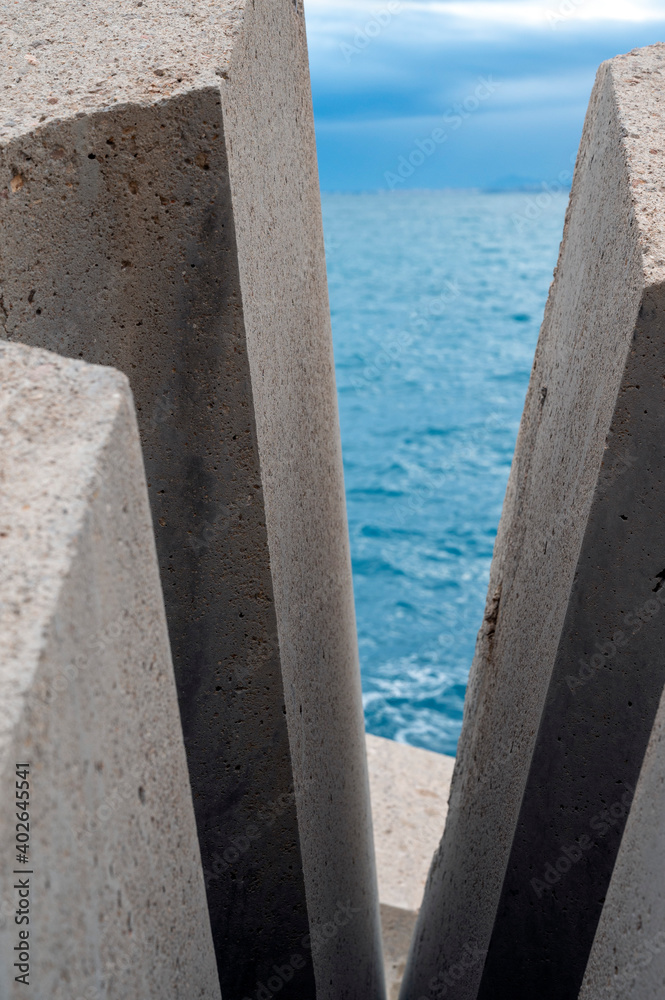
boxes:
[305,0,665,28]
[303,0,665,189]
[489,70,597,106]
[411,0,664,25]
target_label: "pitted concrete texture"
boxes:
[401,44,665,1000]
[221,6,383,997]
[0,0,244,140]
[366,735,454,1000]
[0,3,384,998]
[0,341,220,1000]
[579,679,665,1000]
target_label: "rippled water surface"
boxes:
[321,190,568,755]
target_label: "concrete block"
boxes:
[401,43,665,1000]
[579,680,665,1000]
[0,3,384,998]
[0,341,220,999]
[366,736,454,1000]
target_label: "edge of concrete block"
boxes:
[401,42,665,1000]
[0,340,220,999]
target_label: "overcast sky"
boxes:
[304,0,665,190]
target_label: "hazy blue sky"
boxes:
[304,0,665,190]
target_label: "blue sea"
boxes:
[321,190,569,756]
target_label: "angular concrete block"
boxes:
[366,736,454,1000]
[0,341,220,999]
[0,4,384,998]
[579,681,665,1000]
[401,43,665,1000]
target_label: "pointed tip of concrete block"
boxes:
[599,43,665,286]
[401,42,665,1000]
[0,340,221,999]
[0,341,131,758]
[0,3,385,995]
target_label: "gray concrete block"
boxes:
[0,341,220,1000]
[579,681,665,1000]
[400,43,665,1000]
[366,735,454,1000]
[0,3,384,998]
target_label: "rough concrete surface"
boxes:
[221,5,384,997]
[366,735,454,915]
[0,3,384,998]
[0,341,220,1000]
[366,735,454,1000]
[401,44,665,1000]
[576,46,665,1000]
[0,0,245,140]
[578,678,665,1000]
